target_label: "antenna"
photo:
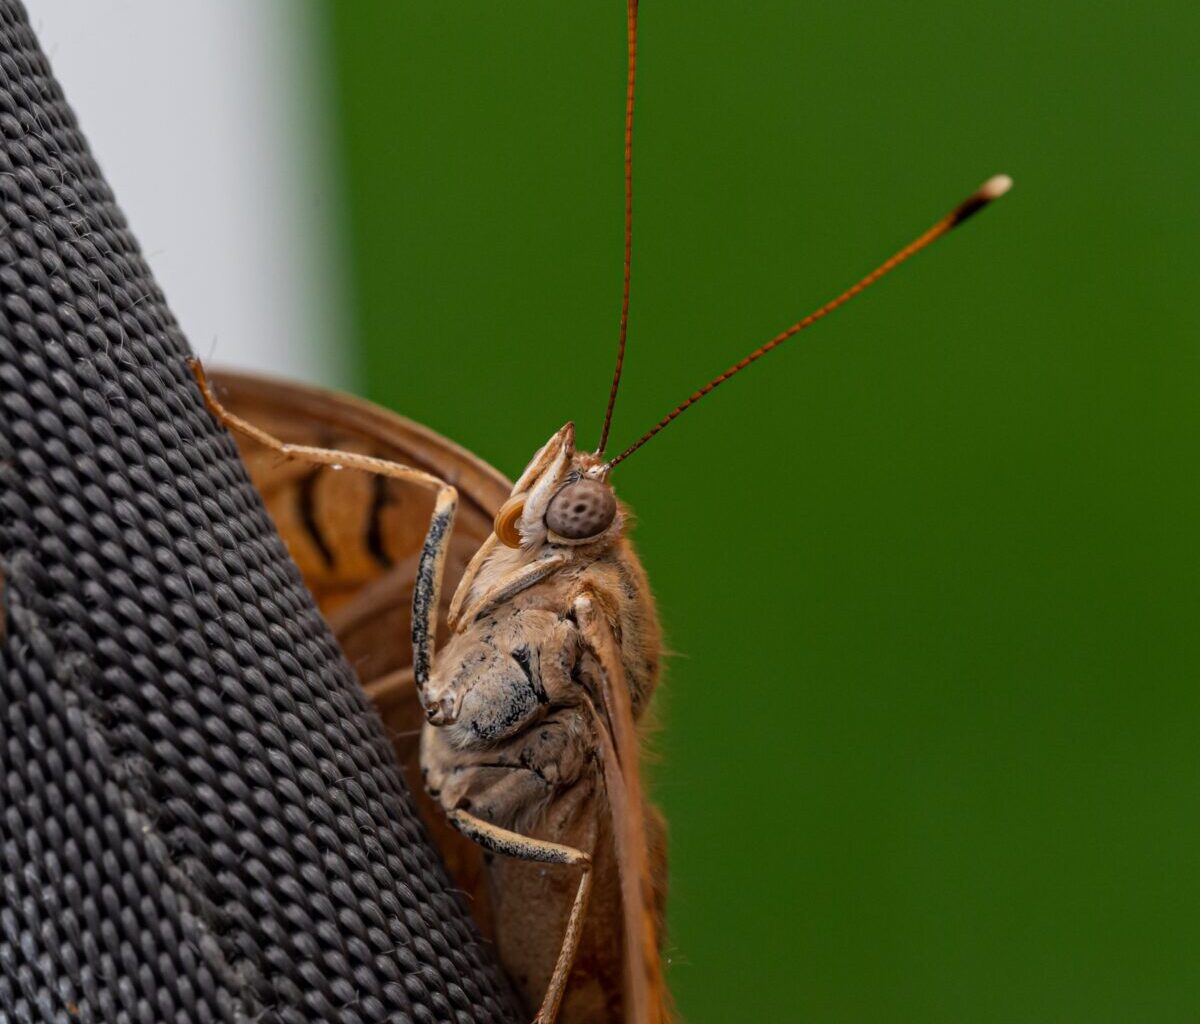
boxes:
[596,0,639,456]
[605,174,1013,470]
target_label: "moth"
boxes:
[191,4,1010,1021]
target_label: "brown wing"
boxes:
[575,596,672,1024]
[208,369,511,933]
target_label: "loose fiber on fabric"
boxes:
[0,3,518,1022]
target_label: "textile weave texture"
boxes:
[0,3,517,1021]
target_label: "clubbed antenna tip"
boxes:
[982,173,1014,198]
[949,173,1014,227]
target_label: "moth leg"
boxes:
[453,552,568,627]
[189,358,455,711]
[447,808,592,1024]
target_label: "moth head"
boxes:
[493,422,618,549]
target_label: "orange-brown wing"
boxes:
[209,368,511,933]
[208,370,508,650]
[575,596,671,1024]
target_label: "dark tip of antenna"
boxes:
[948,173,1013,228]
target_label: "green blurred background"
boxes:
[322,3,1200,1020]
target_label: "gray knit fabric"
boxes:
[0,3,516,1021]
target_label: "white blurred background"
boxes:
[23,0,345,385]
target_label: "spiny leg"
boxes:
[447,808,592,1024]
[189,358,455,711]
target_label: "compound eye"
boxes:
[545,479,616,539]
